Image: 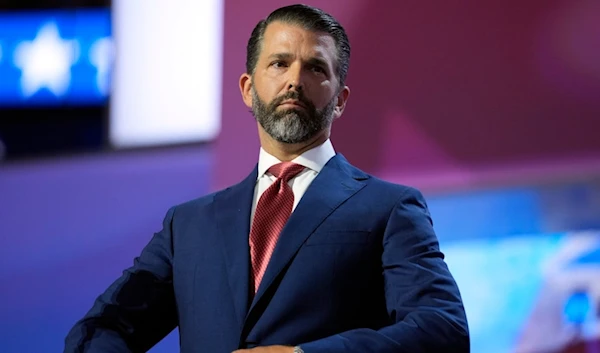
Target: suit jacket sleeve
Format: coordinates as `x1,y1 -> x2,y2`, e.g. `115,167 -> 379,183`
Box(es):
299,187 -> 470,353
63,207 -> 178,353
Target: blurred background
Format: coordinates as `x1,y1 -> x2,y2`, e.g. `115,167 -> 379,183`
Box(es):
0,0 -> 599,352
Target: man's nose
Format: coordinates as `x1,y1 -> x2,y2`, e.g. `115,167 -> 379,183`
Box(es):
286,63 -> 305,91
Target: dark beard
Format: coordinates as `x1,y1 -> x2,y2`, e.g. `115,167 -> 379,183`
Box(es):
251,88 -> 336,144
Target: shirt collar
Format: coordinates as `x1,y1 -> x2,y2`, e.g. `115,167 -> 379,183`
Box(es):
257,139 -> 336,180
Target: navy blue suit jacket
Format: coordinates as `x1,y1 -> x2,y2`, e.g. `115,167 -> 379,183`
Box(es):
64,154 -> 469,352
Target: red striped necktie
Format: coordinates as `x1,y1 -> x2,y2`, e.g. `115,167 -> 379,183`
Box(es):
249,162 -> 306,293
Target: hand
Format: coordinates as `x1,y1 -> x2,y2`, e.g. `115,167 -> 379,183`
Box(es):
232,345 -> 294,353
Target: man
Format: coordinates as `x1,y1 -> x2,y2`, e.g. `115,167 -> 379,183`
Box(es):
64,4 -> 469,353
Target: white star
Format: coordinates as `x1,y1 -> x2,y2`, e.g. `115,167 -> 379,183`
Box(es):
89,37 -> 114,96
13,22 -> 79,98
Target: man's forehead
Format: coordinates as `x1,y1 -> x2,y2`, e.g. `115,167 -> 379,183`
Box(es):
261,21 -> 337,54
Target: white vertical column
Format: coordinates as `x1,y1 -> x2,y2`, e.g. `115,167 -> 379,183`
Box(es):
110,0 -> 223,148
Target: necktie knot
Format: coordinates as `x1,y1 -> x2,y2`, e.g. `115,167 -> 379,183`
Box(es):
268,162 -> 305,183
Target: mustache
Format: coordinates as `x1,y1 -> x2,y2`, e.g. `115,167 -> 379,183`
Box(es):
270,91 -> 314,110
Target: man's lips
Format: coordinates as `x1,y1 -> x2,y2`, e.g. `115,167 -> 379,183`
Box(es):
279,100 -> 307,109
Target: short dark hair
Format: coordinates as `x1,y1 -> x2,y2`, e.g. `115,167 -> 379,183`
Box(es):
245,4 -> 351,86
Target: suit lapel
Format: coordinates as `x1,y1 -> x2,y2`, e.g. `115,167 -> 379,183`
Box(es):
246,154 -> 368,316
214,166 -> 257,330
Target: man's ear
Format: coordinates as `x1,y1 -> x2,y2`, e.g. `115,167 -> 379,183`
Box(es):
239,73 -> 253,108
333,85 -> 350,119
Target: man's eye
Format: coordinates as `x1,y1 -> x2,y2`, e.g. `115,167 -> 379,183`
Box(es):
311,65 -> 325,74
271,61 -> 287,68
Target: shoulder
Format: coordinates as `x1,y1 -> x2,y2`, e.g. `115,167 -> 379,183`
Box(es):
166,185 -> 229,220
371,176 -> 426,204
342,159 -> 426,203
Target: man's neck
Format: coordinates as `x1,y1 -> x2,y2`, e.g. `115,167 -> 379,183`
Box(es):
259,131 -> 329,162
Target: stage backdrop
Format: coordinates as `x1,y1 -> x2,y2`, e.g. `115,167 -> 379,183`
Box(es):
214,0 -> 600,192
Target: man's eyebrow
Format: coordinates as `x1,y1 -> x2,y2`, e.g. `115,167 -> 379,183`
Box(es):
268,53 -> 294,60
306,57 -> 328,69
268,53 -> 329,68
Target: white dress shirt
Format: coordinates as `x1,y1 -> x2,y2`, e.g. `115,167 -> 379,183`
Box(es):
250,139 -> 336,223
